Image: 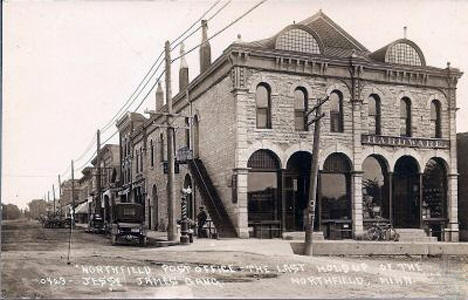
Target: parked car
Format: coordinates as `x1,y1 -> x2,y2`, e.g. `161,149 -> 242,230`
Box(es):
87,213 -> 105,233
110,203 -> 147,246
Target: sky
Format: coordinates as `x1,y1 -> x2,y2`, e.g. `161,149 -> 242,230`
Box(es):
3,0 -> 468,209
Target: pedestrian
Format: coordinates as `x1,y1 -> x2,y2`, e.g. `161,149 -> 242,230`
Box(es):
196,206 -> 208,238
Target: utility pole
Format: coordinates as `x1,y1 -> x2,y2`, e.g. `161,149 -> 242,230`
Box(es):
304,96 -> 329,256
47,191 -> 50,216
71,160 -> 76,229
165,40 -> 177,241
96,129 -> 101,217
52,184 -> 56,216
58,175 -> 62,216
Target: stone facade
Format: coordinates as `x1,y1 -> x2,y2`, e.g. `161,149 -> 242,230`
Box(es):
115,11 -> 462,241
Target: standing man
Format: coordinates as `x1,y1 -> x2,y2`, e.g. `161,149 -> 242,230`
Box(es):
196,206 -> 208,238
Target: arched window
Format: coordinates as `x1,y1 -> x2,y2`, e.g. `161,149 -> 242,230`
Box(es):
387,42 -> 422,66
368,94 -> 381,135
330,91 -> 343,132
150,140 -> 154,167
256,84 -> 271,129
431,100 -> 442,138
160,133 -> 165,162
247,150 -> 280,226
193,115 -> 200,157
275,28 -> 321,54
321,153 -> 352,224
140,148 -> 144,172
135,149 -> 139,173
185,117 -> 191,148
400,98 -> 411,137
294,88 -> 308,131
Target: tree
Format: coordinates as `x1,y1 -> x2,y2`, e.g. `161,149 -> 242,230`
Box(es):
2,204 -> 22,220
27,199 -> 48,220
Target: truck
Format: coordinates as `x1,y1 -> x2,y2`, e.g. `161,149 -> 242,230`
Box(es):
110,203 -> 147,246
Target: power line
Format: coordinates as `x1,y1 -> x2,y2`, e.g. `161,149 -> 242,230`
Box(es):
100,0 -> 224,134
56,0 -> 231,181
172,0 -> 268,62
170,0 -> 228,51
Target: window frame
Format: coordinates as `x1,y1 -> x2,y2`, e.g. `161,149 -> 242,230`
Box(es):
400,98 -> 412,137
255,83 -> 272,129
294,87 -> 308,131
329,90 -> 344,133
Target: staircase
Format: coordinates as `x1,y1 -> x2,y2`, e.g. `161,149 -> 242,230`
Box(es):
395,229 -> 438,242
189,158 -> 237,238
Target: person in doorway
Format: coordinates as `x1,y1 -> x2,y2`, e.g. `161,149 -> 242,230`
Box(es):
196,206 -> 208,238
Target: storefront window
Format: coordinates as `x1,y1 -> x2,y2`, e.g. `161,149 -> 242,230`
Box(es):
362,156 -> 388,219
320,153 -> 351,220
247,150 -> 280,223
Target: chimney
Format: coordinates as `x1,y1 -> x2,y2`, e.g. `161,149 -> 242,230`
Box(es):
155,82 -> 164,112
179,42 -> 189,91
199,19 -> 211,74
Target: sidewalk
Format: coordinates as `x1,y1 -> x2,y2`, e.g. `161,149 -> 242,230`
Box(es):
145,230 -> 295,257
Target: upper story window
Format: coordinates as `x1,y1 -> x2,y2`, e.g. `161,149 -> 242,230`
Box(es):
135,149 -> 139,173
330,90 -> 344,133
256,83 -> 272,129
160,133 -> 165,162
368,94 -> 381,135
276,28 -> 321,54
431,100 -> 442,138
400,97 -> 412,137
150,140 -> 154,167
140,148 -> 144,172
294,88 -> 308,131
387,42 -> 422,66
185,117 -> 191,148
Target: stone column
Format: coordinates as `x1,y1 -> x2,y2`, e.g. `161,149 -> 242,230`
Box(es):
388,172 -> 393,224
232,71 -> 250,238
235,168 -> 249,238
351,171 -> 364,237
446,67 -> 460,242
447,173 -> 459,241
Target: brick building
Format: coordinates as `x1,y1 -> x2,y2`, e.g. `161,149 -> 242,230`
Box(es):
118,11 -> 462,241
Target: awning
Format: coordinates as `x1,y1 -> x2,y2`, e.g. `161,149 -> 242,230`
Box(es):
75,202 -> 89,214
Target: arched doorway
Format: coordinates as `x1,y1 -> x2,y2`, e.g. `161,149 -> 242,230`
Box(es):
247,150 -> 281,236
284,151 -> 311,231
423,158 -> 448,240
393,156 -> 420,228
152,185 -> 158,230
362,155 -> 389,220
184,175 -> 195,220
320,153 -> 352,238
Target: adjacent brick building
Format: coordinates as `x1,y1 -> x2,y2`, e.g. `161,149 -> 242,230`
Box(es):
115,11 -> 462,241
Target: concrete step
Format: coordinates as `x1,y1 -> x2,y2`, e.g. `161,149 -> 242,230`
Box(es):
395,229 -> 436,242
282,231 -> 324,240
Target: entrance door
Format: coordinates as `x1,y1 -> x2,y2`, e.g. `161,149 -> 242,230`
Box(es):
393,156 -> 420,228
284,152 -> 311,232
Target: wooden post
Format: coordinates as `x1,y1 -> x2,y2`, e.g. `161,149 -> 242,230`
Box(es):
165,40 -> 177,241
304,97 -> 327,256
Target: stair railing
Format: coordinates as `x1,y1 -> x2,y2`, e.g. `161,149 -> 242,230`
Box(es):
190,159 -> 224,229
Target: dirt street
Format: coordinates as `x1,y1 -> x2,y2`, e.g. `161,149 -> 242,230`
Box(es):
2,219 -> 468,299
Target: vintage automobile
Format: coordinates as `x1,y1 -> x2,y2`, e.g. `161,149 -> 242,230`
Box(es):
87,213 -> 105,233
110,203 -> 147,246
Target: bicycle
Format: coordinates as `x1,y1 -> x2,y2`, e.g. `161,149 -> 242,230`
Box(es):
366,216 -> 400,241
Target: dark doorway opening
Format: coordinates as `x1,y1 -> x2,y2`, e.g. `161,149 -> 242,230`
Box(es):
284,151 -> 311,231
393,156 -> 420,228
